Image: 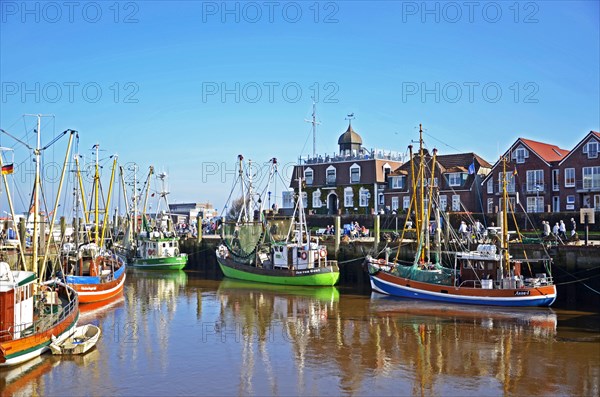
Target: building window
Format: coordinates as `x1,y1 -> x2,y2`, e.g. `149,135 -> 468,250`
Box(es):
359,188 -> 369,207
312,189 -> 322,208
390,176 -> 405,189
513,147 -> 528,163
487,198 -> 494,213
391,197 -> 399,211
282,191 -> 294,208
326,166 -> 336,185
344,187 -> 354,207
439,195 -> 447,211
383,163 -> 391,180
594,195 -> 600,211
301,192 -> 308,208
527,196 -> 544,213
500,197 -> 516,211
583,166 -> 600,189
552,196 -> 560,212
304,168 -> 313,185
566,195 -> 575,210
584,140 -> 599,159
526,170 -> 544,192
402,196 -> 410,210
447,172 -> 463,187
350,163 -> 361,183
565,168 -> 575,187
487,178 -> 494,194
378,193 -> 384,206
498,172 -> 515,193
451,195 -> 460,211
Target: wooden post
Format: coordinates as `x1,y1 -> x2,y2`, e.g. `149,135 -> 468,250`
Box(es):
334,215 -> 341,257
60,216 -> 66,241
374,214 -> 380,251
197,214 -> 202,243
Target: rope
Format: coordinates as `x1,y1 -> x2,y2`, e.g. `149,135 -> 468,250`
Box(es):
553,265 -> 600,295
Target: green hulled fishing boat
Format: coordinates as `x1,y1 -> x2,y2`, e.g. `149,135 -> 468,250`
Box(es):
215,156 -> 339,287
128,168 -> 187,271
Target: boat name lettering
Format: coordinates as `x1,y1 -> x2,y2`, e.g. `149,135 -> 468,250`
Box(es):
80,287 -> 97,291
514,290 -> 530,296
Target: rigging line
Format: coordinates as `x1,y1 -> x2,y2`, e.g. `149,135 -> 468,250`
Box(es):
423,131 -> 463,153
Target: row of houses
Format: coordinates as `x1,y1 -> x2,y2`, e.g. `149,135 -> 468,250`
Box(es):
286,121 -> 600,215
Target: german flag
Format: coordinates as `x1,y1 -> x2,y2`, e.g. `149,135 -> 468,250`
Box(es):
1,164 -> 14,175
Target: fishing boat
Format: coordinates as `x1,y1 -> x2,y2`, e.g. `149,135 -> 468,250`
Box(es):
128,168 -> 187,270
216,156 -> 339,286
0,263 -> 79,366
0,118 -> 80,366
49,324 -> 101,355
60,144 -> 126,303
366,125 -> 557,307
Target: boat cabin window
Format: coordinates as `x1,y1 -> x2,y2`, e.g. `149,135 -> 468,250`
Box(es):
163,243 -> 167,248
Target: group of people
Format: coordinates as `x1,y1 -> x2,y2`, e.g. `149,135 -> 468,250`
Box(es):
542,218 -> 577,241
457,220 -> 486,243
349,221 -> 369,238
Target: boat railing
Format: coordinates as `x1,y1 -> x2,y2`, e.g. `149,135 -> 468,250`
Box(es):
458,279 -> 482,288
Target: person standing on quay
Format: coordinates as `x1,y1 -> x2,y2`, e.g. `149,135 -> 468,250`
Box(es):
559,220 -> 567,240
543,221 -> 551,237
571,218 -> 577,237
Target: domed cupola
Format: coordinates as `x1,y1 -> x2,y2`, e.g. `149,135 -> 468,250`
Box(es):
338,117 -> 362,154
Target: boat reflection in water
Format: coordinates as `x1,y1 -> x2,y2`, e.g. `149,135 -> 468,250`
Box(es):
2,272 -> 598,396
369,294 -> 558,337
0,356 -> 58,397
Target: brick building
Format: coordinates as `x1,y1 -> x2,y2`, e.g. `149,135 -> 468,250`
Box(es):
287,121 -> 405,215
383,150 -> 492,214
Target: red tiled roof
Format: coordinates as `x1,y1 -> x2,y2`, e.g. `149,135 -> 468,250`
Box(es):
519,138 -> 569,163
592,131 -> 600,139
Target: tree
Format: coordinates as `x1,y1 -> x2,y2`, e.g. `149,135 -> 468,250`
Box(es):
226,196 -> 245,221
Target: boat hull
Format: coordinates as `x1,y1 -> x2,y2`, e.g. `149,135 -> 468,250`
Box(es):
49,324 -> 101,355
0,307 -> 79,367
68,265 -> 127,304
129,254 -> 187,270
217,257 -> 339,286
369,270 -> 556,307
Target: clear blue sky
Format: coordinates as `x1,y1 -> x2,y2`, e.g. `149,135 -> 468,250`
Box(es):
1,1 -> 598,214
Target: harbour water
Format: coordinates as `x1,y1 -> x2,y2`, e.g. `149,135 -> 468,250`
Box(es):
2,269 -> 599,396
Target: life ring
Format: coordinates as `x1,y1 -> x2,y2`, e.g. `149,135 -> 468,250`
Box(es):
300,251 -> 307,260
378,258 -> 386,265
319,249 -> 326,258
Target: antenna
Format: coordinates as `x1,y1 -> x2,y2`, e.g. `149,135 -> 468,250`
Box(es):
304,98 -> 321,158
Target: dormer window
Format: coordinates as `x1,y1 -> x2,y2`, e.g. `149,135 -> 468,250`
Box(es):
326,166 -> 336,185
350,163 -> 361,183
447,172 -> 464,187
584,140 -> 599,159
390,176 -> 405,189
513,147 -> 529,164
304,168 -> 313,185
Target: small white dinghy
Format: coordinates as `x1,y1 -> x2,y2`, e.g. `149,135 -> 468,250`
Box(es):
49,324 -> 101,355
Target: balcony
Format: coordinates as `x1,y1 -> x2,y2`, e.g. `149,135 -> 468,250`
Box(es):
576,180 -> 600,193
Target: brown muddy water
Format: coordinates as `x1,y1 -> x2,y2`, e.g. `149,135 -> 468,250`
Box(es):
1,269 -> 599,396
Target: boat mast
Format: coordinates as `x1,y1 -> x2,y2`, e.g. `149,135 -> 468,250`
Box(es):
305,99 -> 321,158
141,166 -> 154,229
93,144 -> 100,244
99,155 -> 118,247
132,163 -> 138,234
298,176 -> 304,246
247,159 -> 253,222
418,124 -> 425,263
501,156 -> 509,278
32,115 -> 42,275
